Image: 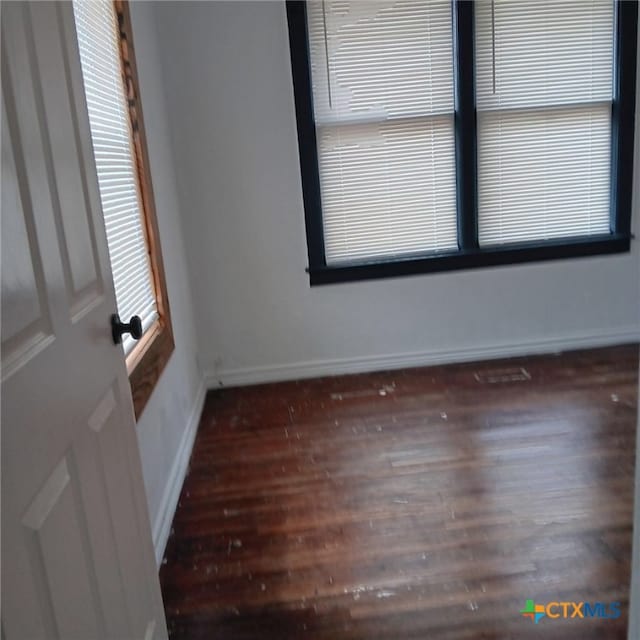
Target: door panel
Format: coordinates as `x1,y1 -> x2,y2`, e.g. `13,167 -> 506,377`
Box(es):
22,458 -> 103,640
1,3 -> 167,638
29,1 -> 103,311
0,101 -> 48,344
0,36 -> 55,379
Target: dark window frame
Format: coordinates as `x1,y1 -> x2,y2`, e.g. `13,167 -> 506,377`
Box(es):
286,0 -> 637,286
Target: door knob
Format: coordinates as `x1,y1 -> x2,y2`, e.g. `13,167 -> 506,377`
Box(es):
111,314 -> 143,345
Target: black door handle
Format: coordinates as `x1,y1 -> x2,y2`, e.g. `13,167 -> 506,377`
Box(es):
111,314 -> 143,345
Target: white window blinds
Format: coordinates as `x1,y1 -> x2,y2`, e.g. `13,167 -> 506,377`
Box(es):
306,1 -> 457,264
475,0 -> 614,246
73,0 -> 157,354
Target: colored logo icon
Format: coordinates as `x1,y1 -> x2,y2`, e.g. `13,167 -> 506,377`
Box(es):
521,599 -> 546,624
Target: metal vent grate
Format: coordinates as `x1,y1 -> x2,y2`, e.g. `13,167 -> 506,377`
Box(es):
474,367 -> 531,384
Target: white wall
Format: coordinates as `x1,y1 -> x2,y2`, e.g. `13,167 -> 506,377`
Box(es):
126,3 -> 204,563
154,0 -> 640,387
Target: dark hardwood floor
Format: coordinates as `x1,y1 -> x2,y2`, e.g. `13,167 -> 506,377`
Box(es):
160,345 -> 638,639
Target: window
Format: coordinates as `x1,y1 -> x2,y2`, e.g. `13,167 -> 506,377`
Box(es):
74,0 -> 174,417
287,0 -> 637,285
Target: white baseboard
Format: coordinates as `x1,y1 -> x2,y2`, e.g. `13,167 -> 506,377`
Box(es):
206,326 -> 640,388
152,379 -> 207,566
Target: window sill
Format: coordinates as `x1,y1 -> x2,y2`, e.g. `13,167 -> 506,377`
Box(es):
308,234 -> 631,286
126,318 -> 175,419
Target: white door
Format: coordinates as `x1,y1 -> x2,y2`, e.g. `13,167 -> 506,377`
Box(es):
1,3 -> 167,639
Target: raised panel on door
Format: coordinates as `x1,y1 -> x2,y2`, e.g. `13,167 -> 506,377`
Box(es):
80,383 -> 156,640
0,100 -> 49,348
0,23 -> 57,380
27,1 -> 103,320
74,386 -> 136,640
21,458 -> 103,639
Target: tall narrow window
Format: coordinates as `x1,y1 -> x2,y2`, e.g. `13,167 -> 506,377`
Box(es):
74,0 -> 174,417
306,1 -> 458,264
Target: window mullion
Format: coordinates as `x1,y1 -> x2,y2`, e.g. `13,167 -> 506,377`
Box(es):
453,0 -> 478,250
610,0 -> 637,237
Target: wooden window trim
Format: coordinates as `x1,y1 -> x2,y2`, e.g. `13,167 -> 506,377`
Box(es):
115,0 -> 174,419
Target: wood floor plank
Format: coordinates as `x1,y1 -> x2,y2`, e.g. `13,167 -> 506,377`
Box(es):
161,344 -> 638,639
